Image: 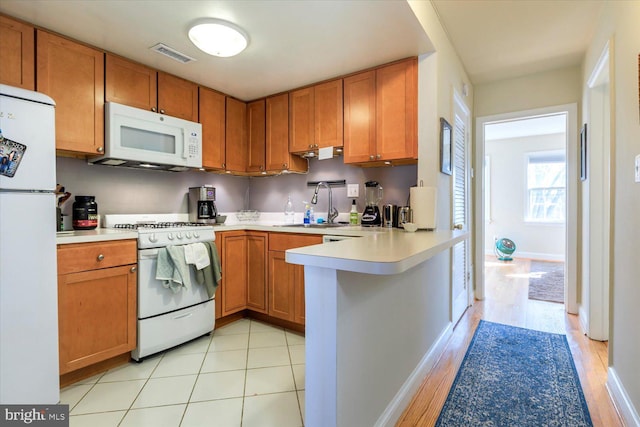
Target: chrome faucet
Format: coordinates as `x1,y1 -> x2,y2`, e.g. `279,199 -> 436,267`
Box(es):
311,182 -> 339,223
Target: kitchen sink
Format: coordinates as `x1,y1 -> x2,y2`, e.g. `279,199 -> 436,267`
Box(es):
274,222 -> 350,229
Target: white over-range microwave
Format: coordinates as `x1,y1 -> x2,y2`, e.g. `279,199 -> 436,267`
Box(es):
90,102 -> 202,171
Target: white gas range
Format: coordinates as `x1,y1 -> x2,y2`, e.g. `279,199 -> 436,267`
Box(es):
104,214 -> 216,361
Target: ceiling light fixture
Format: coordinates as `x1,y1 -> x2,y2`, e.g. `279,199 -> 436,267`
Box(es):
188,18 -> 249,58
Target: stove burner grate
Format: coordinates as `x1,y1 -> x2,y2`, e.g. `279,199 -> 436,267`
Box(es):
113,222 -> 212,230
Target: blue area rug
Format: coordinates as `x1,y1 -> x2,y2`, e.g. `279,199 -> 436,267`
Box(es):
436,321 -> 593,426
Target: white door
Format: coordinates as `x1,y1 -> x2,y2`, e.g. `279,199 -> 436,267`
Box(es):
451,93 -> 471,325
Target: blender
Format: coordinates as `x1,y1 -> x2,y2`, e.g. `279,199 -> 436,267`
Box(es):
361,181 -> 383,226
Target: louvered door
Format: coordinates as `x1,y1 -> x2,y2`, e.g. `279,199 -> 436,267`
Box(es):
451,95 -> 471,325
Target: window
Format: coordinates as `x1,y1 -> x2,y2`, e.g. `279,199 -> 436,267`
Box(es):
526,150 -> 566,222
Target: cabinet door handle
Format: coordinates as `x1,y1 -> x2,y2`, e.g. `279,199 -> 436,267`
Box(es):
222,163 -> 226,168
96,147 -> 104,153
97,254 -> 104,261
130,266 -> 137,273
151,107 -> 157,112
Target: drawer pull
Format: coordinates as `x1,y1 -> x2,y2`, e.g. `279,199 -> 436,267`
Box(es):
173,312 -> 193,320
97,254 -> 104,261
130,266 -> 137,273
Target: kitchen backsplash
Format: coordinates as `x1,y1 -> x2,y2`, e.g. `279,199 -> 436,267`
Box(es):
56,157 -> 417,219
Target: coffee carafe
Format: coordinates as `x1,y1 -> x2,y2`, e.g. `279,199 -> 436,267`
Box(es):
361,181 -> 383,226
189,186 -> 217,224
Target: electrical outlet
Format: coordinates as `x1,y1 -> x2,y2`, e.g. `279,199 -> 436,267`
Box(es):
635,154 -> 640,183
347,183 -> 359,198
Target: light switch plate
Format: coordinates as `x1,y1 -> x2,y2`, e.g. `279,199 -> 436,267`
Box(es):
347,184 -> 359,197
635,154 -> 640,183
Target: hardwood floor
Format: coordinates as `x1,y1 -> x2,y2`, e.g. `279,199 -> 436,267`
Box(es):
396,258 -> 622,426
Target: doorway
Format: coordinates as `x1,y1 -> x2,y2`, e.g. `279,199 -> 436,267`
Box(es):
475,104 -> 579,314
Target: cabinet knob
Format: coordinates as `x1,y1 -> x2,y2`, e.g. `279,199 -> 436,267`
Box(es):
151,107 -> 157,112
97,147 -> 104,153
376,154 -> 381,159
308,144 -> 313,149
260,166 -> 264,171
314,144 -> 319,148
97,254 -> 104,261
369,155 -> 375,160
222,163 -> 226,168
283,163 -> 287,168
130,266 -> 137,273
160,109 -> 165,114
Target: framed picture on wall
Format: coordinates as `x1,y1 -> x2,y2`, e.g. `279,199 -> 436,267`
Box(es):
580,123 -> 587,181
440,117 -> 453,175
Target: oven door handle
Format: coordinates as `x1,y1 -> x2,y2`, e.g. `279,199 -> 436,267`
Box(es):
139,248 -> 159,259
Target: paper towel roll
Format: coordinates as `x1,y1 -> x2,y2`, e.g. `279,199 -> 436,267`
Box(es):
410,186 -> 437,229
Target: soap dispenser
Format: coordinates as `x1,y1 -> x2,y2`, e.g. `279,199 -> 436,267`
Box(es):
349,199 -> 358,225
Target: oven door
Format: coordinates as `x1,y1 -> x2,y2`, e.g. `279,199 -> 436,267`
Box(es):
138,248 -> 213,319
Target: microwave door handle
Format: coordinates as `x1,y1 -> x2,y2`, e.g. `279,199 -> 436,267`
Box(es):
182,131 -> 188,159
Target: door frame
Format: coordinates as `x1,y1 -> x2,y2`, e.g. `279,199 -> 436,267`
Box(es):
474,103 -> 578,314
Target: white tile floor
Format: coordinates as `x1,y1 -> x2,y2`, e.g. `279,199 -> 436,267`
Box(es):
61,319 -> 305,427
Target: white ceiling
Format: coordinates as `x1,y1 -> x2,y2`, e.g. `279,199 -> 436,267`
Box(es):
431,0 -> 604,84
0,0 -> 432,101
1,1 -> 606,101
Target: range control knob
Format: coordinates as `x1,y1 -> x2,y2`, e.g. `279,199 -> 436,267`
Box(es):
186,232 -> 192,239
149,233 -> 158,243
194,231 -> 200,238
168,233 -> 174,240
177,232 -> 183,239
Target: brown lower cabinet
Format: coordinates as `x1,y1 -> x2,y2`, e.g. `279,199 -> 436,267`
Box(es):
218,231 -> 268,317
216,231 -> 321,327
268,233 -> 323,324
57,240 -> 137,375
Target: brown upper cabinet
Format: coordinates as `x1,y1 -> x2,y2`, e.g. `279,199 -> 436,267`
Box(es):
105,54 -> 198,122
289,79 -> 343,153
199,86 -> 226,170
344,58 -> 417,165
105,54 -> 156,111
266,93 -> 308,173
247,99 -> 266,173
225,97 -> 247,173
36,30 -> 104,156
0,15 -> 34,90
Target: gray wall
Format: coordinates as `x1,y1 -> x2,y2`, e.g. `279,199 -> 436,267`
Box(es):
56,156 -> 416,218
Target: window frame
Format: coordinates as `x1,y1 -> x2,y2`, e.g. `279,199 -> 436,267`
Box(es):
524,150 -> 566,224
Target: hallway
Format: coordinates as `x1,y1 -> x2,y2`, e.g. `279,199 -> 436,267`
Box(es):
397,260 -> 621,426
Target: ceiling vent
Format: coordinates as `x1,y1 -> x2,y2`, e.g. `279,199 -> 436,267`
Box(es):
150,43 -> 196,64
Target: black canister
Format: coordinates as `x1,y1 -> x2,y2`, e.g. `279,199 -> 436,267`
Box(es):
72,196 -> 98,230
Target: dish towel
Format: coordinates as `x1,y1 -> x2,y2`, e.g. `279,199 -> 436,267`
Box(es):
155,245 -> 192,293
194,241 -> 222,298
184,243 -> 210,270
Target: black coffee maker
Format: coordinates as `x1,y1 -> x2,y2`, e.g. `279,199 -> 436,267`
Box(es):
361,181 -> 383,226
188,186 -> 217,224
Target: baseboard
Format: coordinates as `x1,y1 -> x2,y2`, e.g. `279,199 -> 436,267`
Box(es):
578,305 -> 589,336
375,322 -> 454,427
484,249 -> 564,262
607,367 -> 640,427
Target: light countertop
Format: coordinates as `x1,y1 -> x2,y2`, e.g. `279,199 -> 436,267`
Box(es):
56,220 -> 468,277
286,229 -> 468,275
56,228 -> 138,245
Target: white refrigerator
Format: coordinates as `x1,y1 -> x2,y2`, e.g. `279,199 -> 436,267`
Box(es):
0,84 -> 59,404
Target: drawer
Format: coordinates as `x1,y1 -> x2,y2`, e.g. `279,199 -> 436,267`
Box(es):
269,233 -> 322,252
58,239 -> 137,274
